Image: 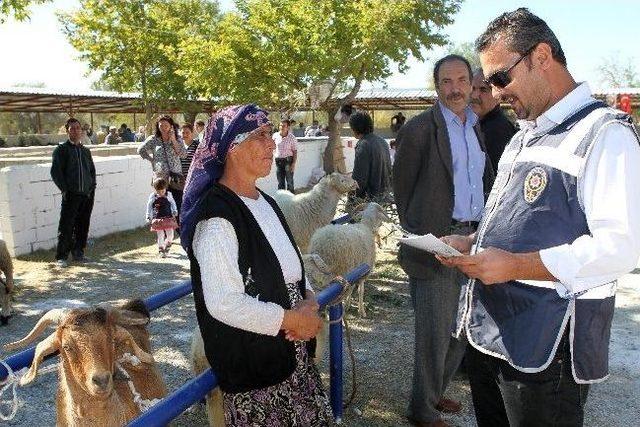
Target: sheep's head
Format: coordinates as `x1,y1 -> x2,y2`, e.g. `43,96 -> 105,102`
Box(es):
326,172 -> 358,194
302,253 -> 334,289
353,202 -> 391,230
4,305 -> 152,396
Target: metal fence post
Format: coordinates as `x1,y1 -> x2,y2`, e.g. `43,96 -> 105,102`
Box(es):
329,302 -> 344,423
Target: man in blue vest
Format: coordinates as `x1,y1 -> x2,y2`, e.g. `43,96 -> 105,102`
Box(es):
438,8 -> 640,427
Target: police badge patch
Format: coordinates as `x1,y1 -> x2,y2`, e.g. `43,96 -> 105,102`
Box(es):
524,166 -> 547,203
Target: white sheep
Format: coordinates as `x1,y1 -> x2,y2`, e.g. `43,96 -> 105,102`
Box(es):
306,203 -> 390,316
272,172 -> 358,253
0,239 -> 14,325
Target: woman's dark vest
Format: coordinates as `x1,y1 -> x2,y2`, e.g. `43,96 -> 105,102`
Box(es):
188,183 -> 308,393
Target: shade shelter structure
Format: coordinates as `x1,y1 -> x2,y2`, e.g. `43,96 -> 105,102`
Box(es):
0,86 -> 217,133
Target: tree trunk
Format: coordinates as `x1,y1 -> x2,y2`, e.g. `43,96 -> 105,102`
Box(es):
322,106 -> 347,173
183,110 -> 197,125
145,101 -> 154,135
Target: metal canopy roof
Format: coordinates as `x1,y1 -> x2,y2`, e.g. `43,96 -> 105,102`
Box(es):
1,86 -> 638,114
343,88 -> 438,110
342,87 -> 640,111
0,86 -> 216,114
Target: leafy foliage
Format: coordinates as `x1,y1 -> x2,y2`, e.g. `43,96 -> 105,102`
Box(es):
447,41 -> 480,71
176,0 -> 460,170
597,55 -> 640,88
0,0 -> 51,23
177,0 -> 460,109
58,0 -> 220,111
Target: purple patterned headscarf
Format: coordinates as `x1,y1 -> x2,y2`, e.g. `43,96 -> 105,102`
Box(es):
180,104 -> 270,251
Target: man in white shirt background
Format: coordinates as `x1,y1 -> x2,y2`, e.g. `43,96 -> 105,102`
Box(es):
273,119 -> 298,193
438,8 -> 640,427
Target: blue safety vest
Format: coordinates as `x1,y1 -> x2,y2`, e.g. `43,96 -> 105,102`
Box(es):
455,101 -> 640,383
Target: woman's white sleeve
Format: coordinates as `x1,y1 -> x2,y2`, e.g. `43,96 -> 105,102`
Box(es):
192,217 -> 285,336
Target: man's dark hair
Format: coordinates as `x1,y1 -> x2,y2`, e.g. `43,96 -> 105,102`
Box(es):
280,119 -> 291,126
341,104 -> 354,117
475,8 -> 566,66
65,118 -> 81,131
349,111 -> 374,135
433,54 -> 472,88
196,120 -> 206,127
181,123 -> 194,132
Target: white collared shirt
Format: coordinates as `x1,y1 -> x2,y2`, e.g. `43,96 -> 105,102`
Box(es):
525,83 -> 640,296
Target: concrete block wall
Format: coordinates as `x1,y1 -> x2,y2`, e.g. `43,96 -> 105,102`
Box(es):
0,138 -> 354,257
0,156 -> 153,257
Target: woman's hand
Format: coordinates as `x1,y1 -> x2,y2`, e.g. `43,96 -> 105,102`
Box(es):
281,300 -> 322,341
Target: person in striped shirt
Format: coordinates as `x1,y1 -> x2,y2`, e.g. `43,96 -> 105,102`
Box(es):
181,123 -> 200,179
273,119 -> 298,193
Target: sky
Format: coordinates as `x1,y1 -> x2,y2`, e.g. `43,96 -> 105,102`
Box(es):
0,0 -> 638,92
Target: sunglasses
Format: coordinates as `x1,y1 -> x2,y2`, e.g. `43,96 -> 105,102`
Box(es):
483,46 -> 535,89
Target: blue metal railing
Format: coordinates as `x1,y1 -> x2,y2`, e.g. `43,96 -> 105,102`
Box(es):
128,264 -> 370,426
0,280 -> 193,380
331,213 -> 352,225
1,265 -> 370,425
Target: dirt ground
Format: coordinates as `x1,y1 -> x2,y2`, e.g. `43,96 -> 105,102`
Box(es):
1,227 -> 638,426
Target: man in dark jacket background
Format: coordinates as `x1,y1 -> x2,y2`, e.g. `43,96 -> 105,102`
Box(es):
393,54 -> 494,427
51,118 -> 97,267
471,69 -> 518,170
349,111 -> 392,203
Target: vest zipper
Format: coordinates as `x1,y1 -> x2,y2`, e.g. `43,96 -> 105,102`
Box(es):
461,135 -> 527,334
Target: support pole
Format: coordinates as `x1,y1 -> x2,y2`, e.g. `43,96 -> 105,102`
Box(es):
329,303 -> 344,423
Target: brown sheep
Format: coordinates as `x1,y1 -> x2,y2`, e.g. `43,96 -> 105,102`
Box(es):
0,239 -> 14,325
3,300 -> 167,426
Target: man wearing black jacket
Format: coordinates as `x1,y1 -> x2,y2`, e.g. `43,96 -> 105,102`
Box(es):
51,118 -> 97,267
471,69 -> 518,170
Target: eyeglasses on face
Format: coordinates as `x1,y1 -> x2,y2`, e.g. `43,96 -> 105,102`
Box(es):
483,46 -> 536,89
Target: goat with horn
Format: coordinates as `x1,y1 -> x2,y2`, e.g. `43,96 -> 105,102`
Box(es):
3,300 -> 167,426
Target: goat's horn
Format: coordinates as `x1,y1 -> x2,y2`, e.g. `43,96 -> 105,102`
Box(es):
4,309 -> 68,351
114,309 -> 150,326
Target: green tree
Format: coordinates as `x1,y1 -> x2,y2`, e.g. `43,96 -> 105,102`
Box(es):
597,55 -> 640,88
58,0 -> 220,129
177,0 -> 461,172
0,0 -> 51,23
447,41 -> 480,71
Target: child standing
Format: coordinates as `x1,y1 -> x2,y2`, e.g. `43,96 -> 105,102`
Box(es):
146,178 -> 178,257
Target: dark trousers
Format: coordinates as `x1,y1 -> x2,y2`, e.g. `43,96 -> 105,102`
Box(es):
466,333 -> 590,427
409,274 -> 467,422
56,191 -> 94,260
275,157 -> 294,192
169,188 -> 182,220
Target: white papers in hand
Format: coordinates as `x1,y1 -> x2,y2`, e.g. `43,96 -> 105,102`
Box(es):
398,233 -> 463,257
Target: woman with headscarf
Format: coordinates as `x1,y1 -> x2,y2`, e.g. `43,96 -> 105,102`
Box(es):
137,115 -> 187,214
181,104 -> 333,426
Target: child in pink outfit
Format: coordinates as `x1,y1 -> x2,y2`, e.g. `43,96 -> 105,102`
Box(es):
146,178 -> 178,257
